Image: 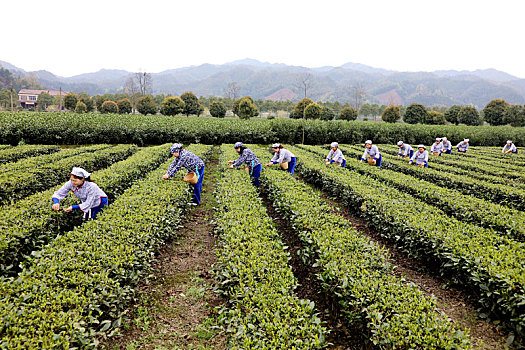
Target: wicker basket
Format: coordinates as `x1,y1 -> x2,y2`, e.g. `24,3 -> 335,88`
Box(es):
183,172 -> 198,184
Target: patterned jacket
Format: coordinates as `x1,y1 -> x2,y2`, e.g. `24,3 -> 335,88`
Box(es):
166,150 -> 205,176
233,148 -> 261,170
271,148 -> 295,163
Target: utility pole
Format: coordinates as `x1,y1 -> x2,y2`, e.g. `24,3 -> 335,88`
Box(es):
9,81 -> 14,116
59,87 -> 62,111
302,105 -> 305,145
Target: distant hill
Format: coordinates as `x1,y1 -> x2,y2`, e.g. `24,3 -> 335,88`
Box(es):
1,59 -> 524,108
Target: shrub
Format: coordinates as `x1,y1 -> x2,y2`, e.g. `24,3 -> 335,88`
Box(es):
117,98 -> 132,114
209,100 -> 227,118
304,102 -> 322,119
237,97 -> 259,119
483,99 -> 509,126
320,106 -> 335,121
381,105 -> 401,123
403,103 -> 427,124
100,100 -> 119,114
458,106 -> 481,126
136,95 -> 157,115
64,93 -> 78,111
502,104 -> 525,127
180,91 -> 202,116
338,106 -> 358,121
425,110 -> 446,125
160,96 -> 185,116
79,95 -> 94,112
444,105 -> 462,125
74,101 -> 87,113
290,98 -> 314,119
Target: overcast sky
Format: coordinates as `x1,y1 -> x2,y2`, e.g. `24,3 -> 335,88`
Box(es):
2,0 -> 524,78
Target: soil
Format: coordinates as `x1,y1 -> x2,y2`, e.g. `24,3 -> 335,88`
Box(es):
302,176 -> 510,350
102,147 -> 226,350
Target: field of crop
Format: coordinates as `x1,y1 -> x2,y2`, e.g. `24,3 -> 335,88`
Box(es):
0,141 -> 523,349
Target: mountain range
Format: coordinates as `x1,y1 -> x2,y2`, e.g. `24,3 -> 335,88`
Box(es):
2,58 -> 525,108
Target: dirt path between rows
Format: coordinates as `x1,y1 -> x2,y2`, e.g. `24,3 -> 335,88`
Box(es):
295,176 -> 509,349
103,147 -> 225,350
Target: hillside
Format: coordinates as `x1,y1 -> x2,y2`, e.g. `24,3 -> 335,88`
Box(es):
1,59 -> 524,108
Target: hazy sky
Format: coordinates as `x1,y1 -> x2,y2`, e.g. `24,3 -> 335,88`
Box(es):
2,0 -> 524,78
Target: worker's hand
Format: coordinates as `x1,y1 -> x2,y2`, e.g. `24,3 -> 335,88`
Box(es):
228,160 -> 234,164
162,174 -> 170,179
229,165 -> 234,169
52,203 -> 60,211
408,161 -> 413,165
325,160 -> 330,165
359,160 -> 363,164
63,206 -> 73,212
265,163 -> 271,166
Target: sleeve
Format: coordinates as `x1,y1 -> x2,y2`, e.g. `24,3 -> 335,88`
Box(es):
423,151 -> 429,164
430,144 -> 435,152
361,149 -> 367,161
166,157 -> 182,176
398,148 -> 403,156
277,150 -> 287,163
410,152 -> 417,162
233,151 -> 248,168
404,147 -> 410,156
465,144 -> 469,150
456,143 -> 461,149
271,152 -> 279,163
52,182 -> 72,202
326,149 -> 334,161
502,145 -> 507,152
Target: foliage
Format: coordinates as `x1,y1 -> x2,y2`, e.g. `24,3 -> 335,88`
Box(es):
458,105 -> 481,126
214,145 -> 327,348
338,106 -> 358,121
403,103 -> 427,124
304,102 -> 322,120
100,100 -> 119,114
0,144 -> 59,164
483,99 -> 509,126
160,96 -> 185,116
37,92 -> 54,111
381,105 -> 400,123
236,97 -> 259,119
425,110 -> 446,125
320,105 -> 335,121
79,94 -> 94,112
95,95 -> 108,111
64,93 -> 78,111
180,91 -> 202,116
444,104 -> 462,125
74,101 -> 87,113
0,145 -> 210,348
502,104 -> 525,127
290,98 -> 314,119
232,96 -> 255,116
209,100 -> 227,118
136,95 -> 157,115
117,98 -> 132,114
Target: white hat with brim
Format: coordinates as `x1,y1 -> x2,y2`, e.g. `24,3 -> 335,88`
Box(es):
71,167 -> 91,178
464,139 -> 469,142
436,138 -> 441,141
331,142 -> 339,148
272,143 -> 280,148
365,140 -> 372,145
417,144 -> 426,149
234,142 -> 243,148
507,140 -> 513,144
397,141 -> 404,146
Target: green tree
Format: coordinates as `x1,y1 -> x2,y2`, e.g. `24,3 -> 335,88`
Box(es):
482,99 -> 509,126
338,106 -> 358,121
304,103 -> 322,119
78,93 -> 94,112
403,103 -> 427,124
237,98 -> 259,119
290,98 -> 314,119
458,106 -> 481,126
95,95 -> 107,112
425,110 -> 446,125
180,91 -> 202,116
320,105 -> 335,121
117,98 -> 132,114
64,93 -> 78,111
160,96 -> 185,116
233,96 -> 255,116
0,89 -> 10,108
136,95 -> 157,115
502,104 -> 525,127
209,100 -> 227,118
100,100 -> 119,114
37,92 -> 54,111
444,105 -> 462,125
381,105 -> 401,123
75,101 -> 87,113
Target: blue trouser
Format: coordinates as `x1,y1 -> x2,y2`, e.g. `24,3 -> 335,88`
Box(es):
192,165 -> 205,204
341,159 -> 346,168
86,197 -> 108,220
514,149 -> 518,154
376,154 -> 382,168
251,163 -> 262,188
409,150 -> 414,159
445,149 -> 452,154
288,157 -> 296,175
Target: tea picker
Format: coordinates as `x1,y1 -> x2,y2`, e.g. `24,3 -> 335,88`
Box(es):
397,141 -> 414,159
456,139 -> 469,153
409,145 -> 429,167
325,142 -> 346,167
430,138 -> 443,156
163,143 -> 205,205
360,140 -> 382,168
228,142 -> 262,187
51,167 -> 108,220
502,140 -> 518,154
266,143 -> 297,175
441,137 -> 452,154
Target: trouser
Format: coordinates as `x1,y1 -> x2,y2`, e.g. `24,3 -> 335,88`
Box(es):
376,154 -> 382,168
514,149 -> 518,154
408,150 -> 414,159
251,163 -> 262,188
445,149 -> 452,154
84,197 -> 109,220
192,165 -> 205,204
341,159 -> 346,168
287,157 -> 296,175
